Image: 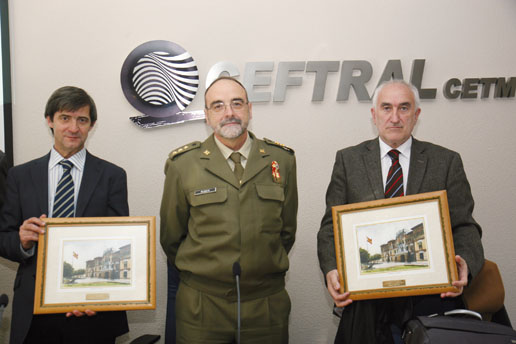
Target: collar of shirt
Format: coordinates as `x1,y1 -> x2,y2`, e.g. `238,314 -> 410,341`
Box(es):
214,133 -> 253,169
379,136 -> 412,161
379,136 -> 412,194
49,147 -> 87,172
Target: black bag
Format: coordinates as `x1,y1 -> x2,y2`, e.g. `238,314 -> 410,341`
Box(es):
403,313 -> 516,343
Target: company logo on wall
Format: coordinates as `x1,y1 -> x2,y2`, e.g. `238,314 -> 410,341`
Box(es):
122,41 -> 515,129
121,40 -> 205,128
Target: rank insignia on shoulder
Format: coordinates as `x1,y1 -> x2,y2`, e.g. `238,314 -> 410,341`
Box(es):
169,141 -> 201,159
263,138 -> 294,154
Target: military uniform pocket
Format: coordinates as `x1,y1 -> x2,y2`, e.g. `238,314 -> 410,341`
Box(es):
255,184 -> 284,202
255,184 -> 284,234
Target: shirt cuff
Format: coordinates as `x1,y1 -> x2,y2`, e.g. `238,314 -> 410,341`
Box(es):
20,244 -> 35,258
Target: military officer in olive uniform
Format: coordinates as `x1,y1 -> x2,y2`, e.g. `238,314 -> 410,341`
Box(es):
160,76 -> 298,344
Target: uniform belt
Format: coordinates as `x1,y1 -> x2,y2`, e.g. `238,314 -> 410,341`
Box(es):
180,271 -> 285,302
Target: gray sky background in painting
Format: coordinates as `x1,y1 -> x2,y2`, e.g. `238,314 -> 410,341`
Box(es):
356,218 -> 424,255
62,239 -> 132,269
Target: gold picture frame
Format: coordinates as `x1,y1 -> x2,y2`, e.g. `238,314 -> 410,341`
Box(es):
332,190 -> 458,300
34,216 -> 156,314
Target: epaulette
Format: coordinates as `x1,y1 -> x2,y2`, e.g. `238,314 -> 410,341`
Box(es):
168,141 -> 201,159
263,138 -> 295,154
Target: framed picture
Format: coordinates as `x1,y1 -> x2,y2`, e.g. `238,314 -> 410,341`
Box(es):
34,216 -> 156,314
332,190 -> 458,300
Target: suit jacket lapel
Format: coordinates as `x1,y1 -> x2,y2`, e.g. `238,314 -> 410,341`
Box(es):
76,152 -> 101,217
407,138 -> 427,195
363,139 -> 385,200
201,135 -> 241,189
29,154 -> 50,215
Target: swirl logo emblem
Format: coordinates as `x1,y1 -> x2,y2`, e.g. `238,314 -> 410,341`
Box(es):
121,40 -> 205,128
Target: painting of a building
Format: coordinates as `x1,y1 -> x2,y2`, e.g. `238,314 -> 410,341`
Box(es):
381,239 -> 396,263
380,223 -> 427,263
86,244 -> 131,280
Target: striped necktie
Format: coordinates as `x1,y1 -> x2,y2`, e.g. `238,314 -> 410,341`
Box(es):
385,149 -> 404,198
53,160 -> 75,217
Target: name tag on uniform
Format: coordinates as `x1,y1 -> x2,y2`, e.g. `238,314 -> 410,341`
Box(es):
194,187 -> 217,196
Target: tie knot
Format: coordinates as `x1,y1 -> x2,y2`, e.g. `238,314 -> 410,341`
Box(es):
387,149 -> 400,161
59,160 -> 73,171
230,152 -> 242,164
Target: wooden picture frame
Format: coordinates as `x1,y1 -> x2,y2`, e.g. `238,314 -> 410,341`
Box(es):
34,216 -> 156,314
332,190 -> 458,300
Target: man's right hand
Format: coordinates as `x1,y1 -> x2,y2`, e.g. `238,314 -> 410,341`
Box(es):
326,269 -> 353,307
19,215 -> 47,250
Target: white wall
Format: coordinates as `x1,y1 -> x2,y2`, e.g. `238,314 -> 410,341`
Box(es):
1,1 -> 515,343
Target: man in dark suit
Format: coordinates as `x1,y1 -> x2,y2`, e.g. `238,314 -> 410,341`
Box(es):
0,86 -> 129,344
317,80 -> 484,343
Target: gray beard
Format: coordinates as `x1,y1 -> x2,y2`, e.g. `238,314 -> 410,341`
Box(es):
218,124 -> 244,139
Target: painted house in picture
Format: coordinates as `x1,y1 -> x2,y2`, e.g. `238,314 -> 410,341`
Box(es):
380,223 -> 427,263
85,244 -> 132,280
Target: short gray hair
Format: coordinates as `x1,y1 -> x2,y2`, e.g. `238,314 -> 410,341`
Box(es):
371,80 -> 420,110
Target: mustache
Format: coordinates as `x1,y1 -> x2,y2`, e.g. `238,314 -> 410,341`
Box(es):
220,118 -> 242,126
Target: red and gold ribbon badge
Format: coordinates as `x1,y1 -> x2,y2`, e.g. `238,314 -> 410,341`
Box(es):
271,161 -> 281,183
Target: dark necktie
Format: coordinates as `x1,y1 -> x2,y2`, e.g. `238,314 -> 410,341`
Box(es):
385,149 -> 404,198
230,152 -> 244,184
53,160 -> 75,217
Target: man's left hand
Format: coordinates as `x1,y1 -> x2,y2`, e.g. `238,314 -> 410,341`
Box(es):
441,255 -> 468,298
66,309 -> 96,317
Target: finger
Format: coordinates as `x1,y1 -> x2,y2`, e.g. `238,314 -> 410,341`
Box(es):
19,231 -> 39,250
335,292 -> 353,307
335,291 -> 351,301
441,283 -> 463,298
335,298 -> 353,308
20,231 -> 38,240
26,217 -> 46,228
72,310 -> 85,317
20,229 -> 39,239
85,309 -> 96,316
452,280 -> 467,288
329,288 -> 351,303
21,222 -> 45,235
19,227 -> 42,247
441,290 -> 462,298
326,270 -> 340,291
327,285 -> 340,300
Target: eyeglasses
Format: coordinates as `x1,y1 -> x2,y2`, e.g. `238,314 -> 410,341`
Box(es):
207,99 -> 248,114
